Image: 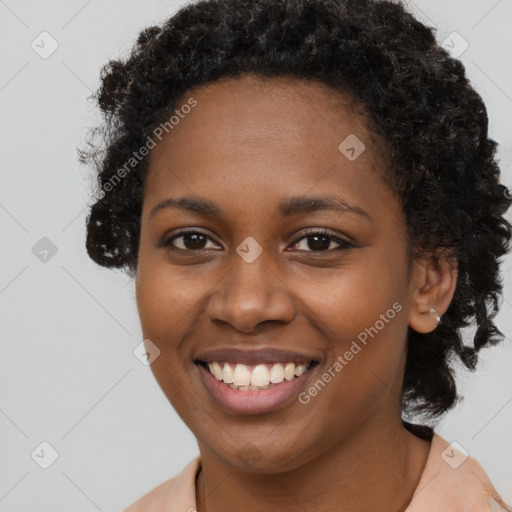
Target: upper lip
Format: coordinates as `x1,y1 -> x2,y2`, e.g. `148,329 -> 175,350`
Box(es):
194,347 -> 321,366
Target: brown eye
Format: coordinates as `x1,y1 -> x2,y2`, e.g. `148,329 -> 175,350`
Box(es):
290,229 -> 354,253
161,230 -> 221,252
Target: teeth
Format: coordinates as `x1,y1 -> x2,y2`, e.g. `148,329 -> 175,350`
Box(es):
212,361 -> 223,381
284,363 -> 296,380
233,364 -> 251,386
222,362 -> 234,383
205,361 -> 311,390
228,383 -> 272,390
269,363 -> 285,383
294,364 -> 306,377
251,364 -> 270,386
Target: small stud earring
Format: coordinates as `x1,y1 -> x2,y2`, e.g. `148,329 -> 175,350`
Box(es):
429,307 -> 441,325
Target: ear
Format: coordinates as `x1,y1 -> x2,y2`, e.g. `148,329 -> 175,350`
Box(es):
408,250 -> 458,333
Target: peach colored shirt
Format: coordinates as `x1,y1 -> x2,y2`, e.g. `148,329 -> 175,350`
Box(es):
124,434 -> 511,511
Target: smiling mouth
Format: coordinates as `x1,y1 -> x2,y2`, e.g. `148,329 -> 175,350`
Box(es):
195,360 -> 318,391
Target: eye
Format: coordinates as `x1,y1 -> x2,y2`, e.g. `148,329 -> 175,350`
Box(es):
160,230 -> 221,252
289,229 -> 354,253
160,228 -> 354,254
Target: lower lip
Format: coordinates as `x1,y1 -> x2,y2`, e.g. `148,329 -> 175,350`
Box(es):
196,363 -> 316,415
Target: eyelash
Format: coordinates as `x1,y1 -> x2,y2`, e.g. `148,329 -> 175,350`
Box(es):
160,228 -> 354,254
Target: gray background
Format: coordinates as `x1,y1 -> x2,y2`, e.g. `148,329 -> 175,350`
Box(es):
1,0 -> 511,510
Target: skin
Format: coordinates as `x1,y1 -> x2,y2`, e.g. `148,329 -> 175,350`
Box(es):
135,74 -> 458,512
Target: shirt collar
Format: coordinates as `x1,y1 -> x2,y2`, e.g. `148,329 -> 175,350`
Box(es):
124,433 -> 511,511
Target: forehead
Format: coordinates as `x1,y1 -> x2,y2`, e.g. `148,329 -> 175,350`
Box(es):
144,74 -> 392,218
161,75 -> 365,136
149,75 -> 381,171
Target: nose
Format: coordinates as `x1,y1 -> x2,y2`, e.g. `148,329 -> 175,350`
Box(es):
206,250 -> 296,333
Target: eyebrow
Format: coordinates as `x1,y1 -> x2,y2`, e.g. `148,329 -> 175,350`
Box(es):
149,195 -> 371,220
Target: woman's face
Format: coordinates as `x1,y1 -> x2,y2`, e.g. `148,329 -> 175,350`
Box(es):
136,75 -> 417,472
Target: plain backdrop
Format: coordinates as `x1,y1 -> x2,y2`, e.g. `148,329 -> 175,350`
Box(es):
1,0 -> 511,510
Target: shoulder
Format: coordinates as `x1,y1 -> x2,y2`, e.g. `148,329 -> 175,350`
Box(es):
406,433 -> 512,512
123,476 -> 179,512
122,456 -> 201,512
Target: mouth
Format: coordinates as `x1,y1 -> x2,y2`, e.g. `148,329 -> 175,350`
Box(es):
195,360 -> 318,390
194,357 -> 320,415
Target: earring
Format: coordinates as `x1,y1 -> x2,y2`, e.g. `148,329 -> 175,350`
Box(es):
429,307 -> 441,325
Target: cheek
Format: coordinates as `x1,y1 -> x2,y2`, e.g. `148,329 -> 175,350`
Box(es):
135,255 -> 204,421
299,248 -> 409,406
296,248 -> 408,347
343,255 -> 408,363
135,238 -> 204,340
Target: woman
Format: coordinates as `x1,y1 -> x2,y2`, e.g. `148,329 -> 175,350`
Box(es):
81,0 -> 512,509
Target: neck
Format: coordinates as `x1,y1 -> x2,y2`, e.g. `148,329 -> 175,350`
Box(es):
196,419 -> 432,512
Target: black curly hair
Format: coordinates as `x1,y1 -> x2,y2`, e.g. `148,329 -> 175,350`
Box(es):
80,0 -> 512,424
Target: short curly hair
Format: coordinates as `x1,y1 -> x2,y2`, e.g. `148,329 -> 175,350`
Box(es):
80,0 -> 512,423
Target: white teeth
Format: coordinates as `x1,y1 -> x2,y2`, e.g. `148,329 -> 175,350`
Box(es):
284,363 -> 296,380
269,363 -> 285,383
212,361 -> 223,381
251,364 -> 270,386
294,364 -> 307,377
222,362 -> 234,383
232,364 -> 251,386
205,361 -> 313,390
228,383 -> 272,390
